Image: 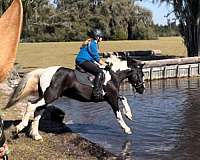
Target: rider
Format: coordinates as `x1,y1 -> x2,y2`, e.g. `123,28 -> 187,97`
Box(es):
75,28 -> 108,100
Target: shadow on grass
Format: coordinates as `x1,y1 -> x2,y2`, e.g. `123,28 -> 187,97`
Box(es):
3,105 -> 72,139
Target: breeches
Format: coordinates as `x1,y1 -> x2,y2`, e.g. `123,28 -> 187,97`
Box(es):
78,61 -> 102,76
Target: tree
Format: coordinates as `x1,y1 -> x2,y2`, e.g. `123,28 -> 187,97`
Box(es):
3,0 -> 157,42
0,0 -> 12,14
154,0 -> 200,57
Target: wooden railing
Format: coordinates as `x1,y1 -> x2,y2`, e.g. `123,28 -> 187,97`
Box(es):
103,51 -> 200,81
143,57 -> 200,80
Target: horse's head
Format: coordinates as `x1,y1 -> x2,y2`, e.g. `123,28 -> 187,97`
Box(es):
127,57 -> 145,94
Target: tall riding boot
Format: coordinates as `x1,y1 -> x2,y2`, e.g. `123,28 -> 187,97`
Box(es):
93,72 -> 104,100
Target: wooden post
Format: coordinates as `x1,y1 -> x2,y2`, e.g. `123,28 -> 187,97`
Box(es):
176,65 -> 179,78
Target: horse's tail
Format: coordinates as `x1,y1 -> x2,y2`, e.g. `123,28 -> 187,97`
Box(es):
5,68 -> 45,109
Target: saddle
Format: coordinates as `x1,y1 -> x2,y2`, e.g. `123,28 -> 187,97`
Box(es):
75,65 -> 95,87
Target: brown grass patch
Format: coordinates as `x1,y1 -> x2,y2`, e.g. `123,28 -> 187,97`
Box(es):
16,37 -> 187,70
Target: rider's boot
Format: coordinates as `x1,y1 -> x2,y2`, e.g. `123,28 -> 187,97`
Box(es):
93,72 -> 104,100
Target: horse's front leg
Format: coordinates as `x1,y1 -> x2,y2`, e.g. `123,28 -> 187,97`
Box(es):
119,96 -> 133,121
107,93 -> 132,134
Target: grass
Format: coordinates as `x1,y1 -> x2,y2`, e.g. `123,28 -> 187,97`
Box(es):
16,37 -> 187,70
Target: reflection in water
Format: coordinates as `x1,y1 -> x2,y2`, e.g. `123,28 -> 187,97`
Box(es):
54,77 -> 200,159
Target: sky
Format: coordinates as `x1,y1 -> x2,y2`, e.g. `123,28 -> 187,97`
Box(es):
136,0 -> 176,25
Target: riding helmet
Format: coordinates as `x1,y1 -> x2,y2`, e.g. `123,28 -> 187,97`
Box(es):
88,29 -> 104,39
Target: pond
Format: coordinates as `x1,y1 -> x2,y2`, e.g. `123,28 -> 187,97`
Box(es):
54,77 -> 200,159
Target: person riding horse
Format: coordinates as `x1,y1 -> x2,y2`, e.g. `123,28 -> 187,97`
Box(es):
75,29 -> 110,100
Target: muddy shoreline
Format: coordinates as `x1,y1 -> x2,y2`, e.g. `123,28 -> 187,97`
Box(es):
0,82 -> 120,160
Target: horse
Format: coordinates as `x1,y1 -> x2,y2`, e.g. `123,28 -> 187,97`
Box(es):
4,57 -> 145,141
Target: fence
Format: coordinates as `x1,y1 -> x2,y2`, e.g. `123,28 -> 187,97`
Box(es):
103,51 -> 200,81
143,57 -> 200,80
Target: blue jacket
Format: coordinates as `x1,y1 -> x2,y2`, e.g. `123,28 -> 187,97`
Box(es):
75,39 -> 100,65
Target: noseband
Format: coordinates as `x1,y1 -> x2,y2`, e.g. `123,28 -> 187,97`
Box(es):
133,82 -> 144,89
129,68 -> 144,89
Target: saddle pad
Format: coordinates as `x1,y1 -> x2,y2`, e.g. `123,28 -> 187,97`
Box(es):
75,70 -> 94,87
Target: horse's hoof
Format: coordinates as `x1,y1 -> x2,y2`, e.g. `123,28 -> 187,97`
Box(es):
16,123 -> 25,134
29,130 -> 43,141
31,134 -> 43,141
123,109 -> 133,121
30,132 -> 43,141
125,128 -> 132,134
34,136 -> 43,141
125,113 -> 133,121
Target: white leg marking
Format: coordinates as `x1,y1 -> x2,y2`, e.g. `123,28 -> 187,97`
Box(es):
103,71 -> 111,85
116,111 -> 132,134
28,99 -> 46,141
102,71 -> 111,96
29,110 -> 44,141
143,77 -> 145,88
16,102 -> 37,133
120,96 -> 133,121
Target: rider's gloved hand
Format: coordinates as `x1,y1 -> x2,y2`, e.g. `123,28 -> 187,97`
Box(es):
104,62 -> 113,71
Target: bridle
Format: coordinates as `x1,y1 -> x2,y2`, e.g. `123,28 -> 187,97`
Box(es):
133,82 -> 144,89
128,68 -> 144,90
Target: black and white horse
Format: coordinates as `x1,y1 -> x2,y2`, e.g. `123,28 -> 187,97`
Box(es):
5,56 -> 145,141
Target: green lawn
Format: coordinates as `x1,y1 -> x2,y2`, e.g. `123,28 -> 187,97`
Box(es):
16,37 -> 187,70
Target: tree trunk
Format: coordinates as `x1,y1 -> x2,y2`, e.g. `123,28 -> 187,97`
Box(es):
176,0 -> 200,57
127,22 -> 133,40
184,24 -> 200,57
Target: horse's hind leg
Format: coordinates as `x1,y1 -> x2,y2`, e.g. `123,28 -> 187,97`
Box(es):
29,106 -> 45,141
29,87 -> 63,140
16,99 -> 45,137
119,96 -> 133,121
107,94 -> 132,134
15,102 -> 37,134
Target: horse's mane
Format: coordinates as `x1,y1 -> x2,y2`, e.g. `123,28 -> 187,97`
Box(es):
105,55 -> 128,72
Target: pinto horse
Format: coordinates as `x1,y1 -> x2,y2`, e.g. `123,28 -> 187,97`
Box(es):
5,57 -> 145,141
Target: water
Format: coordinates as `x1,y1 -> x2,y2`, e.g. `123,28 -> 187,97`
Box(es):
54,77 -> 200,159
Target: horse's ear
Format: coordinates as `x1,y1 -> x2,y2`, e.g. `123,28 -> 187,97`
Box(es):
140,62 -> 145,68
127,57 -> 141,68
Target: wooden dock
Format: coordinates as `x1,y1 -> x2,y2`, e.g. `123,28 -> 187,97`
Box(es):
143,57 -> 200,80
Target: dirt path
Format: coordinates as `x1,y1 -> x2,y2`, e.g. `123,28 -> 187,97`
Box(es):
0,82 -> 119,160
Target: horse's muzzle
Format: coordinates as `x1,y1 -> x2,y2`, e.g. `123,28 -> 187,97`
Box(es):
134,83 -> 145,94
